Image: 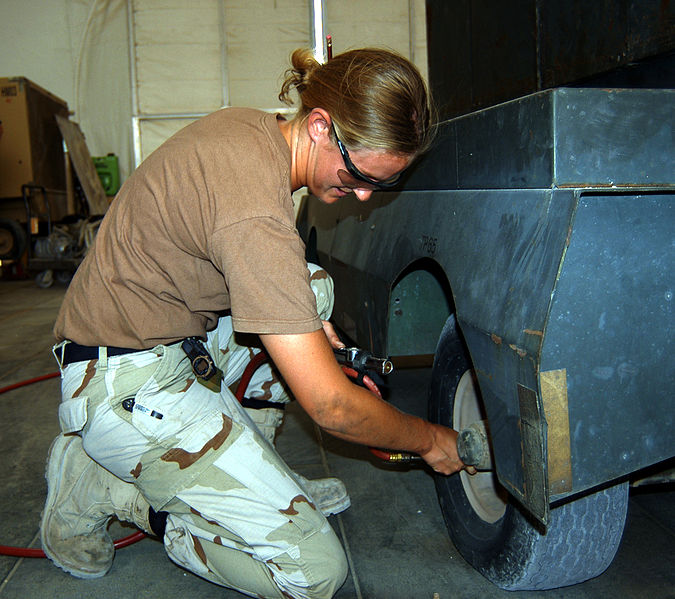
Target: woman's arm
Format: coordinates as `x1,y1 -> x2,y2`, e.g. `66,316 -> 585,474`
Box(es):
261,328 -> 465,475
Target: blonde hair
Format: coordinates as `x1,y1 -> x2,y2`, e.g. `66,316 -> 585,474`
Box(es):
279,48 -> 435,157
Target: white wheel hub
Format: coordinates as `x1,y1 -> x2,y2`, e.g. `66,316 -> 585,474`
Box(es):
453,370 -> 507,523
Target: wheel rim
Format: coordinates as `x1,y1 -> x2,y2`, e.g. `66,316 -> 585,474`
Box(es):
0,229 -> 14,256
454,370 -> 507,524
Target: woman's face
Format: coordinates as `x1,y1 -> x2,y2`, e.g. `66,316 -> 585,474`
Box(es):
308,141 -> 411,204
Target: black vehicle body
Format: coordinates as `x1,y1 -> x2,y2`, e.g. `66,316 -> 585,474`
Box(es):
297,2 -> 674,589
300,85 -> 674,522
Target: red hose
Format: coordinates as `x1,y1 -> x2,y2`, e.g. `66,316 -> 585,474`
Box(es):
0,371 -> 59,394
369,448 -> 393,461
235,351 -> 270,401
338,368 -> 419,463
0,545 -> 45,558
0,532 -> 147,558
0,372 -> 147,558
339,367 -> 382,398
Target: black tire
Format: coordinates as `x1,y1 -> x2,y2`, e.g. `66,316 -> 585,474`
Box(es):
428,315 -> 629,590
0,218 -> 27,260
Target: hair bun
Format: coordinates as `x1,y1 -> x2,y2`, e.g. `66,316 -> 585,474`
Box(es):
278,47 -> 434,156
279,49 -> 320,106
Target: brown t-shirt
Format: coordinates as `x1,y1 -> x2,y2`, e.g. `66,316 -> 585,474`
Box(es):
54,108 -> 321,348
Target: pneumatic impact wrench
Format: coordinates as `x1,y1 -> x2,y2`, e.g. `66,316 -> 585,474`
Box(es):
334,346 -> 492,470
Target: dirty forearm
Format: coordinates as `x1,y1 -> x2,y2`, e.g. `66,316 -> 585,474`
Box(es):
260,329 -> 435,454
314,382 -> 435,455
261,329 -> 464,475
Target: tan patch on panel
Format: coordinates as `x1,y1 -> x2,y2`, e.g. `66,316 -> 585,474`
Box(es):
540,369 -> 573,494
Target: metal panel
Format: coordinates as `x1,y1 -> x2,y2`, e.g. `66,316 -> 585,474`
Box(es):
553,88 -> 675,187
454,92 -> 552,189
402,119 -> 459,190
318,187 -> 575,513
517,383 -> 548,520
459,319 -> 545,513
403,91 -> 554,191
403,88 -> 673,191
541,192 -> 675,496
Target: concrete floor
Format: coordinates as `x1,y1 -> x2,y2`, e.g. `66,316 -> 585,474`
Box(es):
0,279 -> 673,599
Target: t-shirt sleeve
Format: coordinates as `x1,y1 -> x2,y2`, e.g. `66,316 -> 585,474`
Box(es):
210,217 -> 323,334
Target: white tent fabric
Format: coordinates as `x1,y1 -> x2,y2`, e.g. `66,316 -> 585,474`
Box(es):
0,0 -> 427,184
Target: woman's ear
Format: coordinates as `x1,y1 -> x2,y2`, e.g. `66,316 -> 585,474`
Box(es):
306,108 -> 332,144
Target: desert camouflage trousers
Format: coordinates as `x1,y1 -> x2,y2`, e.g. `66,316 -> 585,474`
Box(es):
52,264 -> 348,599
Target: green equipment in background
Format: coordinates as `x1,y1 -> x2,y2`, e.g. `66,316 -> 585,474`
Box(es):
92,153 -> 120,196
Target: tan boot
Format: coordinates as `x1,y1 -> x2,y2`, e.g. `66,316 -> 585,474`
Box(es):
245,406 -> 284,444
246,407 -> 351,516
40,434 -> 151,579
293,473 -> 351,517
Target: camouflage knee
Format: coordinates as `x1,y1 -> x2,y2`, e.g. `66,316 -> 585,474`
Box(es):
307,263 -> 335,321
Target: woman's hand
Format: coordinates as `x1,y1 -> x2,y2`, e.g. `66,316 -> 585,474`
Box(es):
417,423 -> 465,475
417,423 -> 477,476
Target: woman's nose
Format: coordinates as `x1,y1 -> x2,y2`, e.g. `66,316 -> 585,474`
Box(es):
353,188 -> 374,202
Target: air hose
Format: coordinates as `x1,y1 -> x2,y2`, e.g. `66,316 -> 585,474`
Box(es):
0,531 -> 146,558
0,372 -> 60,395
340,366 -> 420,463
1,347 -> 410,558
236,352 -> 419,464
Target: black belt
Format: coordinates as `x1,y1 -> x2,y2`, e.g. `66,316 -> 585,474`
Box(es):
61,340 -> 286,410
61,342 -> 143,366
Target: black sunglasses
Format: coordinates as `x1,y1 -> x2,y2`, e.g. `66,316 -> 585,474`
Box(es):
332,125 -> 403,190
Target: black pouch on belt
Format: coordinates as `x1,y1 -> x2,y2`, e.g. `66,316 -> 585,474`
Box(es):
181,337 -> 223,393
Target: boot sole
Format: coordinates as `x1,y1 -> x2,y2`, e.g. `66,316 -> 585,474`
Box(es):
40,434 -> 113,579
318,495 -> 351,517
295,474 -> 352,517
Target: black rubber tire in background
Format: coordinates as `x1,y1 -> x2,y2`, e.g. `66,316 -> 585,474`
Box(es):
0,218 -> 27,261
428,315 -> 629,591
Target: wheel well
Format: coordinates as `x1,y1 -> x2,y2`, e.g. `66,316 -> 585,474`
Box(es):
386,258 -> 455,357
